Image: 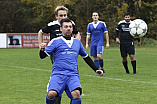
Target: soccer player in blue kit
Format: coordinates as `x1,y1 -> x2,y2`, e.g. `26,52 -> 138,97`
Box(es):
86,12 -> 110,75
115,12 -> 140,74
38,6 -> 80,104
39,18 -> 103,104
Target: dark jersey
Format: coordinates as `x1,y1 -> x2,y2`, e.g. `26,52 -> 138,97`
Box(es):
41,20 -> 79,40
115,20 -> 134,43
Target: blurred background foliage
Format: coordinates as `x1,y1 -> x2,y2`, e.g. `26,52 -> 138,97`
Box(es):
0,0 -> 157,44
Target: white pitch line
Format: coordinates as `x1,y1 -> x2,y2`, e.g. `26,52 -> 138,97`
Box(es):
82,74 -> 157,85
0,64 -> 51,72
1,64 -> 157,85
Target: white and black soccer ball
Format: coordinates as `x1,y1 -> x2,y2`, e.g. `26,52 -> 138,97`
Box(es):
129,19 -> 148,38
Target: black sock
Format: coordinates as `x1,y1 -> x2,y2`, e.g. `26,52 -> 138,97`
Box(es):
99,59 -> 105,73
99,59 -> 103,68
122,61 -> 129,73
131,60 -> 136,74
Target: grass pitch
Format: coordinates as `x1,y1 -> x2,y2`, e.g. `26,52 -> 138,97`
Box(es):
0,47 -> 157,104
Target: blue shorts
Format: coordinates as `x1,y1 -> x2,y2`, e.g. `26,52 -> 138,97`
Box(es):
90,46 -> 104,56
47,74 -> 82,99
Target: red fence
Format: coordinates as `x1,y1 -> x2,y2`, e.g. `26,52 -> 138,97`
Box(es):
0,33 -> 82,48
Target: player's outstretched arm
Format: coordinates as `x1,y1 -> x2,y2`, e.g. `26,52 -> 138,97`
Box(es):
83,55 -> 103,76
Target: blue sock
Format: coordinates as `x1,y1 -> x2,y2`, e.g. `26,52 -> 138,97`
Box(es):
71,97 -> 81,104
46,94 -> 55,104
94,60 -> 100,69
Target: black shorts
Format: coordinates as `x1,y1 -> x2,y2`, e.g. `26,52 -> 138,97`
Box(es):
120,42 -> 135,57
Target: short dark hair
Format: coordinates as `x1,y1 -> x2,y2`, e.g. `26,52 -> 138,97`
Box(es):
124,12 -> 131,17
60,18 -> 72,27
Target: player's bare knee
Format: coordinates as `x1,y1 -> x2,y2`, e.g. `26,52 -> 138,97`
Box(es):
122,57 -> 127,62
48,90 -> 57,99
129,55 -> 135,61
97,54 -> 102,60
71,90 -> 80,99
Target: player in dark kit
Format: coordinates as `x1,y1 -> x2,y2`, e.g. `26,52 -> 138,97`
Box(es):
39,18 -> 103,104
115,12 -> 140,74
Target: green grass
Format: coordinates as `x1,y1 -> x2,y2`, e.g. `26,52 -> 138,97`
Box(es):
0,46 -> 157,104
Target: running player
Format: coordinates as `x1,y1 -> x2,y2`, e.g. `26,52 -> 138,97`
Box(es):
86,12 -> 109,75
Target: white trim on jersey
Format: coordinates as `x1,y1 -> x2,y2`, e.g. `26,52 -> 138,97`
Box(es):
47,37 -> 61,46
48,20 -> 60,26
82,54 -> 88,58
92,21 -> 100,28
44,51 -> 50,56
61,36 -> 74,48
118,20 -> 131,25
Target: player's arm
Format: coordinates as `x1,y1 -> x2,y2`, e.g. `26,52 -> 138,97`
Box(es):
38,23 -> 52,47
115,24 -> 121,44
39,43 -> 48,59
38,30 -> 44,45
104,32 -> 110,48
39,50 -> 48,59
115,30 -> 121,44
86,34 -> 90,49
83,55 -> 103,76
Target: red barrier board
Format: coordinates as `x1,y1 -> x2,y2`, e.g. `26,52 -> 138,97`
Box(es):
5,33 -> 82,48
7,33 -> 50,48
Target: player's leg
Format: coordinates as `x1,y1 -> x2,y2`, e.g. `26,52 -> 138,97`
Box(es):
122,57 -> 129,74
129,54 -> 136,74
91,46 -> 100,69
46,75 -> 65,104
97,46 -> 105,74
67,76 -> 82,104
120,43 -> 129,74
71,89 -> 81,104
93,56 -> 100,69
65,88 -> 73,104
46,90 -> 57,104
128,43 -> 136,74
50,53 -> 62,103
55,95 -> 62,104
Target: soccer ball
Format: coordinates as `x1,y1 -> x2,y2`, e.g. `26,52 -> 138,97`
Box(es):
129,19 -> 148,38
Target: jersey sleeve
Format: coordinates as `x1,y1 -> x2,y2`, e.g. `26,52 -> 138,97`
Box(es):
44,39 -> 56,56
79,41 -> 88,58
41,22 -> 53,34
115,22 -> 121,38
86,23 -> 91,34
103,22 -> 108,32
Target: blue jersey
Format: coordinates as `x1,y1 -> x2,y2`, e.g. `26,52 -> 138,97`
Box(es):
44,36 -> 88,75
87,21 -> 108,46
